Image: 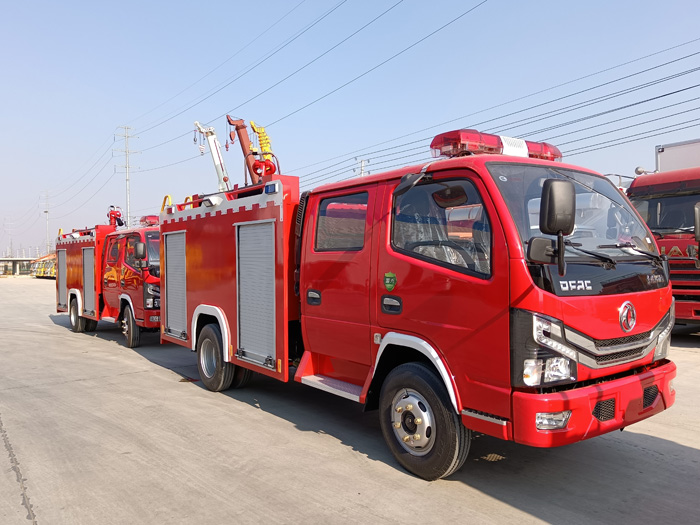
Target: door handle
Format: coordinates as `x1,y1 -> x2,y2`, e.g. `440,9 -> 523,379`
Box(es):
103,278 -> 108,284
381,295 -> 402,315
120,280 -> 125,286
307,289 -> 321,306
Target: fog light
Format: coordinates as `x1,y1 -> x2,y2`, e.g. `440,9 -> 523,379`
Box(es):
669,380 -> 675,394
544,357 -> 571,383
146,298 -> 154,308
523,359 -> 543,386
536,410 -> 572,430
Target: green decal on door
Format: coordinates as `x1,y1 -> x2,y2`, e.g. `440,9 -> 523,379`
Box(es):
384,272 -> 397,292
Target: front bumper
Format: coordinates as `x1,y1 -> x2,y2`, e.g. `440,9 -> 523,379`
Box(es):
512,360 -> 676,447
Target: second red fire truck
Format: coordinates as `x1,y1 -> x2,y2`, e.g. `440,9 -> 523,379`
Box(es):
56,208 -> 161,348
157,124 -> 676,479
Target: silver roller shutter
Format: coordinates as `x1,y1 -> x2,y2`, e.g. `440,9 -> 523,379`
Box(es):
82,247 -> 95,315
165,232 -> 187,339
237,221 -> 276,368
57,250 -> 67,308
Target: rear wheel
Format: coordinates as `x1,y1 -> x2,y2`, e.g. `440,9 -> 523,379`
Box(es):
197,324 -> 235,392
69,298 -> 85,333
379,362 -> 471,480
84,319 -> 98,332
122,306 -> 141,348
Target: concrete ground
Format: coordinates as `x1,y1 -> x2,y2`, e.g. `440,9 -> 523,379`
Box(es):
1,277 -> 698,524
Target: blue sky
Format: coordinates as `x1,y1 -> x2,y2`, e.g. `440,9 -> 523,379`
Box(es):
2,0 -> 700,255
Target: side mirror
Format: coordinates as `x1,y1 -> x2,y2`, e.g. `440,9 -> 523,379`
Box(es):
539,179 -> 575,236
134,242 -> 146,261
527,237 -> 557,265
539,179 -> 575,276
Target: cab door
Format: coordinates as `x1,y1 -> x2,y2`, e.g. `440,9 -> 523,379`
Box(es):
374,170 -> 511,417
300,186 -> 377,382
102,235 -> 122,317
122,233 -> 144,319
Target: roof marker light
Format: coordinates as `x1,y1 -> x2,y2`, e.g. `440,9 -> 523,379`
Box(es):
430,129 -> 562,162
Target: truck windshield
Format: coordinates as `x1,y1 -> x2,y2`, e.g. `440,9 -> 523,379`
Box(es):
628,192 -> 698,233
487,163 -> 657,260
146,232 -> 160,265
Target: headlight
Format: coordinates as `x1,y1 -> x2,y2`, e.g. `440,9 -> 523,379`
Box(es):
146,283 -> 160,296
654,300 -> 674,361
511,310 -> 578,387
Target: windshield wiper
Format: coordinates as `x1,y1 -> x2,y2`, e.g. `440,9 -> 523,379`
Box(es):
649,229 -> 664,239
564,240 -> 616,266
597,242 -> 663,263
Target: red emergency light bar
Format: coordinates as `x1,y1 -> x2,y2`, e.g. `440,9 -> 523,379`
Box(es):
430,129 -> 562,162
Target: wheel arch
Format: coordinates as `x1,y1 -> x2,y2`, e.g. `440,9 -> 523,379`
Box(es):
118,294 -> 135,321
366,332 -> 461,413
68,288 -> 82,313
191,305 -> 231,361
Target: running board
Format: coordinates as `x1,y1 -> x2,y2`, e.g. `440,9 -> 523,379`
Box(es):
301,374 -> 362,402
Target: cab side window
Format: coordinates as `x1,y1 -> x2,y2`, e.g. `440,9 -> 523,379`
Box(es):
315,192 -> 369,251
124,235 -> 140,268
392,179 -> 491,276
106,239 -> 120,264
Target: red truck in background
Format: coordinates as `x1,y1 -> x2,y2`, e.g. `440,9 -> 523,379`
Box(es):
158,123 -> 676,479
627,167 -> 700,327
56,208 -> 161,347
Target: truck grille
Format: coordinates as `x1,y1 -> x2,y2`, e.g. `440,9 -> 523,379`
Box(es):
595,348 -> 644,365
593,399 -> 615,421
564,310 -> 672,369
643,385 -> 659,408
596,330 -> 652,348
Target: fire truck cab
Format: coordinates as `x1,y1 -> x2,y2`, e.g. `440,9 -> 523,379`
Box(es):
56,211 -> 161,348
160,128 -> 676,480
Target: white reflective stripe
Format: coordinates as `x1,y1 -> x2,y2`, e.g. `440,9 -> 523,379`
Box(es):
374,332 -> 459,413
118,294 -> 135,319
191,305 -> 230,360
68,288 -> 82,314
500,135 -> 528,157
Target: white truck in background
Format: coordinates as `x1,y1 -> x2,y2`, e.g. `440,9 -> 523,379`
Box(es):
655,138 -> 700,172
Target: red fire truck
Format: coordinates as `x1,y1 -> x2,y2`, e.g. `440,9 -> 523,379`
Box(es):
627,167 -> 700,326
56,208 -> 161,348
159,125 -> 676,480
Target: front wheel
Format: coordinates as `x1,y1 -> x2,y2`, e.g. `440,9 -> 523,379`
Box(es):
379,362 -> 471,480
122,306 -> 141,348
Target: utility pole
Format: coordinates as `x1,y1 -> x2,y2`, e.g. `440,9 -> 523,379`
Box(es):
43,190 -> 50,255
115,126 -> 136,228
354,157 -> 370,177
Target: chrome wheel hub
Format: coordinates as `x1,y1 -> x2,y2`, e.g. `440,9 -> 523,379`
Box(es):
390,389 -> 435,456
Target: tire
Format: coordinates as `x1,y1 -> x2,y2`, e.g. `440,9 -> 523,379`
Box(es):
231,366 -> 253,389
197,324 -> 235,392
84,319 -> 98,332
121,306 -> 141,348
69,297 -> 86,333
379,362 -> 471,480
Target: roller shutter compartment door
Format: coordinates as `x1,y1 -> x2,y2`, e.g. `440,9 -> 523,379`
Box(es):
164,232 -> 187,339
237,221 -> 276,368
82,247 -> 95,315
57,250 -> 67,308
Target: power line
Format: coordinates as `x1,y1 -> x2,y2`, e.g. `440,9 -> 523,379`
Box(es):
128,1 -> 309,126
135,1 -> 349,135
267,0 -> 489,127
564,118 -> 700,155
217,0 -> 406,119
286,38 -> 700,174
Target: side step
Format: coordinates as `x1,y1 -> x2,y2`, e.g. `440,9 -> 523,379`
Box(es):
301,374 -> 362,402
